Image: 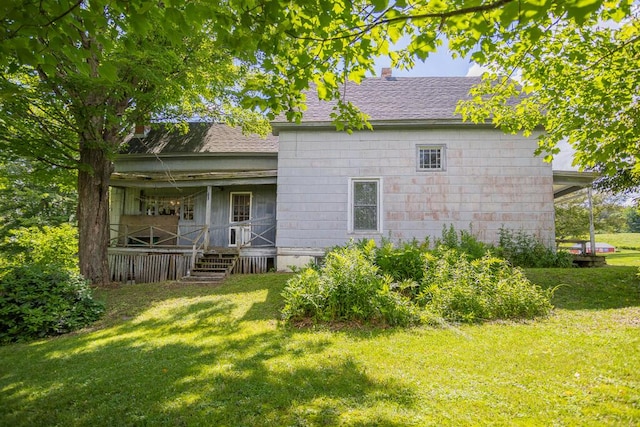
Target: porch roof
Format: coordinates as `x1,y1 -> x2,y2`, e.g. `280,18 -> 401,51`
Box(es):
553,170 -> 597,198
123,122 -> 277,154
110,169 -> 277,188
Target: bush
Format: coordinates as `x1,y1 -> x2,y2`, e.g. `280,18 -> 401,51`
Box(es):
282,240 -> 554,328
418,250 -> 553,323
281,244 -> 420,326
0,224 -> 78,272
0,265 -> 104,344
375,238 -> 429,283
435,224 -> 490,260
497,228 -> 573,268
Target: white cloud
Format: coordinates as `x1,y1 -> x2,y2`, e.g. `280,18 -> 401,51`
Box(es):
465,63 -> 489,77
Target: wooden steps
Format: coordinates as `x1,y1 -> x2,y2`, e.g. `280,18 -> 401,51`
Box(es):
182,251 -> 238,283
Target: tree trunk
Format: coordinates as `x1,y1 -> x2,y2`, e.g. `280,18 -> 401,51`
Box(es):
77,142 -> 113,286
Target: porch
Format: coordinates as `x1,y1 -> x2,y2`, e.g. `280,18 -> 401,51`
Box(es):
107,217 -> 276,283
109,122 -> 280,283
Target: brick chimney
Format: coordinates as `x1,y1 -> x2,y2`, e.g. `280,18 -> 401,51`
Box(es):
133,124 -> 150,137
381,67 -> 392,78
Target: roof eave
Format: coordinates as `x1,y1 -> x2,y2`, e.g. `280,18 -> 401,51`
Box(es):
115,151 -> 278,161
552,170 -> 598,199
270,119 -> 495,135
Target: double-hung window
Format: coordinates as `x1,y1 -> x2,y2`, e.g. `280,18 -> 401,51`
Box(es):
350,178 -> 381,233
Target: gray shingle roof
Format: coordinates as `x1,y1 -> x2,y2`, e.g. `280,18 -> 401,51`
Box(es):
273,76 -> 482,123
123,122 -> 278,155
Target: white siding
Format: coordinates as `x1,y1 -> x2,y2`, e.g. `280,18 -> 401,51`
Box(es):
276,127 -> 554,254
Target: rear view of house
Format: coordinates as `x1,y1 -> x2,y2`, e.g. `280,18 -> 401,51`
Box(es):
110,74 -> 584,282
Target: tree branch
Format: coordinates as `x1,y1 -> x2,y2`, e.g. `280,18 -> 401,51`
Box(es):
2,0 -> 83,41
286,0 -> 515,42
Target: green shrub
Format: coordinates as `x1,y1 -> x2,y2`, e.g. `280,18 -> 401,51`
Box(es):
281,244 -> 419,326
497,228 -> 573,268
418,250 -> 553,323
283,237 -> 556,328
435,224 -> 490,260
375,238 -> 429,283
280,268 -> 324,321
0,265 -> 104,344
1,224 -> 78,272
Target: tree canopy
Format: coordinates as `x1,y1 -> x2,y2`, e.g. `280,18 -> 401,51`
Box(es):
0,158 -> 76,240
555,191 -> 629,238
455,1 -> 639,191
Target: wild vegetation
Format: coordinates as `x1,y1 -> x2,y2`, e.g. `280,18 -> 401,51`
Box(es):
0,224 -> 103,344
282,227 -> 564,327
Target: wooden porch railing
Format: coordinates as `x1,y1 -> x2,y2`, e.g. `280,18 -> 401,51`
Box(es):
229,217 -> 276,247
109,216 -> 275,250
109,224 -> 208,248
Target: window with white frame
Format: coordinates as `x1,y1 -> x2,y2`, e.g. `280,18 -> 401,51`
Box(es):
417,145 -> 445,171
350,179 -> 381,232
230,192 -> 251,223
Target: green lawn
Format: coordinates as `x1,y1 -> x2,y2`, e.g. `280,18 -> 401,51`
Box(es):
1,269 -> 639,426
595,233 -> 640,266
596,233 -> 640,250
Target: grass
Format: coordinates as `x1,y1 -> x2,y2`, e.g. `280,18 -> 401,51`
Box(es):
1,269 -> 639,426
596,233 -> 640,250
593,233 -> 640,266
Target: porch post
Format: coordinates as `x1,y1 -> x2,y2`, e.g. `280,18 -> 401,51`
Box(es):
588,187 -> 596,255
204,185 -> 212,250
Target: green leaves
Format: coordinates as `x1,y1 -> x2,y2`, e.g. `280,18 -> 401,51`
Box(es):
565,0 -> 605,24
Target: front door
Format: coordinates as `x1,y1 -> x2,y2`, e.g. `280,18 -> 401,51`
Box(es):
229,192 -> 252,247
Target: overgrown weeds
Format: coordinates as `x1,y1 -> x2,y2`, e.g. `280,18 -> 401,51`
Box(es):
496,227 -> 573,268
282,243 -> 420,326
282,226 -> 557,327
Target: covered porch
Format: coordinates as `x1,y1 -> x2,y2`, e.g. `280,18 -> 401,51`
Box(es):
108,122 -> 279,283
108,182 -> 277,283
553,170 -> 604,266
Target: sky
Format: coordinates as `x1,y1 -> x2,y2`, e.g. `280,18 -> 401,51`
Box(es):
373,47 -> 480,77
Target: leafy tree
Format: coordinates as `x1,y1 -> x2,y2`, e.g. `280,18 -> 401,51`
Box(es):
456,1 -> 639,191
626,207 -> 640,233
1,0 -> 633,284
0,1 -> 272,284
555,190 -> 629,238
0,158 -> 76,241
0,224 -> 79,272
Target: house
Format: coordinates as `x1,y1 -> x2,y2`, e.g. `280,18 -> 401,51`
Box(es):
109,74 -> 592,282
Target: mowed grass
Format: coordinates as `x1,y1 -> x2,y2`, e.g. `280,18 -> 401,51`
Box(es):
596,233 -> 640,250
1,268 -> 639,426
596,233 -> 640,266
